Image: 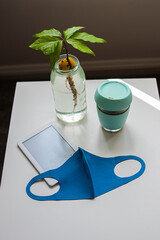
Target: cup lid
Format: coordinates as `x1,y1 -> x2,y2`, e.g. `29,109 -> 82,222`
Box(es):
94,81 -> 132,111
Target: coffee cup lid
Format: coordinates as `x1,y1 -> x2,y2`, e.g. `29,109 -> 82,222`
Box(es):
94,81 -> 132,111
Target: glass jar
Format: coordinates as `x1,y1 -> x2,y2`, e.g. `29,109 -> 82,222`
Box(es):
50,54 -> 87,123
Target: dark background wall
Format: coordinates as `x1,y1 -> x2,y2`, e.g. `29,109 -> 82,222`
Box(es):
0,0 -> 160,80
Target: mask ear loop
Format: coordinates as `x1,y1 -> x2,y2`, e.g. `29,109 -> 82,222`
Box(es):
114,155 -> 145,181
26,170 -> 59,201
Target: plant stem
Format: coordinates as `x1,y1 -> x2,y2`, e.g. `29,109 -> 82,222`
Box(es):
63,40 -> 72,69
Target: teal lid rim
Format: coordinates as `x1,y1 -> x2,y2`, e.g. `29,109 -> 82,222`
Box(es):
94,81 -> 132,111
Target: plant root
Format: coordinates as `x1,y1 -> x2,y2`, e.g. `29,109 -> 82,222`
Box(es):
65,78 -> 70,90
66,75 -> 78,111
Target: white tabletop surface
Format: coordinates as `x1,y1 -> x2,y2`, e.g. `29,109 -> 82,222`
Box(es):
0,78 -> 160,240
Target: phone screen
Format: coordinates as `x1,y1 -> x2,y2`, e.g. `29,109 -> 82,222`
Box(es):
23,126 -> 75,172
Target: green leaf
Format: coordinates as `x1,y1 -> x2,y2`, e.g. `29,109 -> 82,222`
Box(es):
67,39 -> 95,56
29,36 -> 60,55
63,26 -> 84,40
33,28 -> 62,38
50,40 -> 62,70
71,32 -> 106,43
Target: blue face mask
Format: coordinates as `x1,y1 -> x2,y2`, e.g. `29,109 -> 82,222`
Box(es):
26,148 -> 145,201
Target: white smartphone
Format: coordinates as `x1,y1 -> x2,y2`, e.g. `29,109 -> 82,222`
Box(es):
18,122 -> 78,186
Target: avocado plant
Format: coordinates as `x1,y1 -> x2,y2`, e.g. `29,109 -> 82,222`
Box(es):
29,26 -> 106,111
29,26 -> 106,70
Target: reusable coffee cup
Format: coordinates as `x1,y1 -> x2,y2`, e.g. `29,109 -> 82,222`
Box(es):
94,81 -> 132,132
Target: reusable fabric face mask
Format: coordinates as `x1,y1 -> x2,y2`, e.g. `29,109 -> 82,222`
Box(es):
26,148 -> 145,201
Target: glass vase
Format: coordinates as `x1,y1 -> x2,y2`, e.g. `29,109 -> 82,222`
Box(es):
50,54 -> 87,123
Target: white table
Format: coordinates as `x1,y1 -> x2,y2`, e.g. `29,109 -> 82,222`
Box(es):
1,78 -> 160,240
